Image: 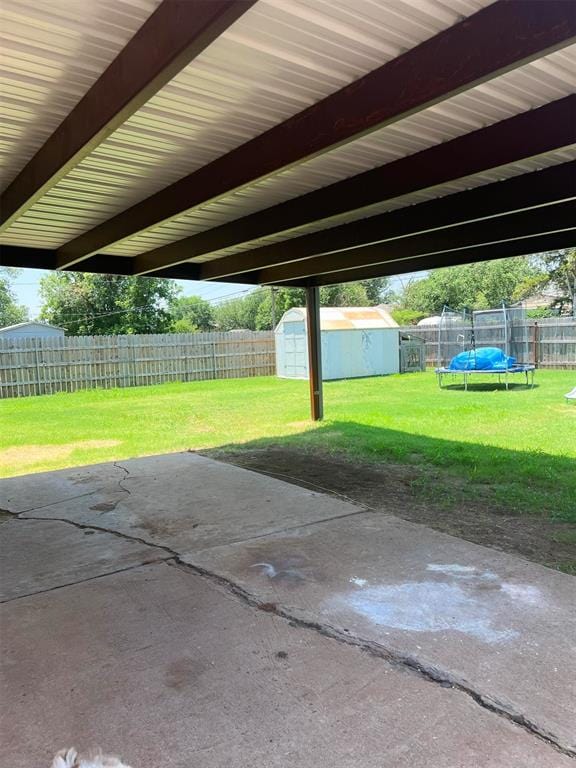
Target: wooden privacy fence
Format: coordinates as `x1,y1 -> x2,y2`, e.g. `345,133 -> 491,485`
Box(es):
0,331 -> 275,398
402,318 -> 576,369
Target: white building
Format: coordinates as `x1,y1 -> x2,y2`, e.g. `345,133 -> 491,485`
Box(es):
0,321 -> 65,340
275,306 -> 400,380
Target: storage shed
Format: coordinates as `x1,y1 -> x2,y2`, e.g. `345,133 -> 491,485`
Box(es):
0,321 -> 65,340
275,307 -> 399,380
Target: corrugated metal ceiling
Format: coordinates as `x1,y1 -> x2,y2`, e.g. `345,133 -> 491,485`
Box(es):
0,0 -> 161,192
0,0 -> 573,267
99,44 -> 576,260
1,0 -> 494,249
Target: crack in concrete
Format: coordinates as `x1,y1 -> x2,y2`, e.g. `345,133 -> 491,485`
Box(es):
0,557 -> 168,604
170,559 -> 575,759
1,463 -> 133,517
215,506 -> 374,549
3,506 -> 574,758
3,490 -> 101,515
113,461 -> 132,496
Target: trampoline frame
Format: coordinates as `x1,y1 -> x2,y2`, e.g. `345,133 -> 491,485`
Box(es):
435,364 -> 536,390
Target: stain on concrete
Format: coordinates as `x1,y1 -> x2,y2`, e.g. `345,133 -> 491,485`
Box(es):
164,658 -> 203,691
335,564 -> 545,644
500,583 -> 542,604
427,563 -> 499,581
342,582 -> 518,642
238,539 -> 325,589
245,547 -> 322,587
89,500 -> 120,513
250,560 -> 305,584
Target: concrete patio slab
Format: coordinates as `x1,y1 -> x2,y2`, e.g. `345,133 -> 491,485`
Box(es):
184,513 -> 576,753
1,454 -> 573,763
0,562 -> 569,768
0,453 -> 363,552
0,517 -> 161,602
0,460 -> 130,514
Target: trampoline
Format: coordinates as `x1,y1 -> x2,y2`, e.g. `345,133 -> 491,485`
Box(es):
436,361 -> 536,390
434,304 -> 536,390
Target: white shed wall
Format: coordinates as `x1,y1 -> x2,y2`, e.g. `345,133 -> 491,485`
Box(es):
276,326 -> 400,380
323,329 -> 399,379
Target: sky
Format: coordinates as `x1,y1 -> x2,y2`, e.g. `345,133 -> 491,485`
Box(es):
10,267 -> 424,319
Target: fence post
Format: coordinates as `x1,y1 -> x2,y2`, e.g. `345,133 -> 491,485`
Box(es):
34,341 -> 42,396
533,322 -> 539,368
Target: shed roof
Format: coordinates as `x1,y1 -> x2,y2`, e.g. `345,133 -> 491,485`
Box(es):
1,0 -> 574,284
280,306 -> 398,330
0,321 -> 65,333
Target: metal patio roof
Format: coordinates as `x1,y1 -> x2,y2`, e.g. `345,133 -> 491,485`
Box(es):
1,0 -> 575,287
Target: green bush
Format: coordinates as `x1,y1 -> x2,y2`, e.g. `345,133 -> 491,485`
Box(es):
392,308 -> 427,326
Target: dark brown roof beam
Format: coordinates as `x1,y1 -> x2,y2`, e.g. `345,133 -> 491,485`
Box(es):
286,231 -> 576,288
57,0 -> 576,269
0,246 -> 57,270
255,202 -> 576,284
198,156 -> 575,281
141,94 -> 576,277
0,0 -> 256,232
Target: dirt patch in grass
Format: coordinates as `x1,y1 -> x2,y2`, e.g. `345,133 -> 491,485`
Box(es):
0,440 -> 121,470
205,446 -> 576,574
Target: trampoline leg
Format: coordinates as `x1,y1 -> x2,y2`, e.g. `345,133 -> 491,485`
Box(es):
505,371 -> 509,390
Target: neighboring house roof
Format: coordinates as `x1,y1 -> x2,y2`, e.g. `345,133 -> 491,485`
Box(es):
522,287 -> 564,309
279,306 -> 399,331
0,321 -> 65,333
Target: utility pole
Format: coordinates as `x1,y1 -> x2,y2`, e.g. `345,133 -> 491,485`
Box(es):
271,286 -> 278,329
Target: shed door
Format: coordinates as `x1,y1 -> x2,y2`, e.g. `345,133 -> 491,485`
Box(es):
283,321 -> 307,378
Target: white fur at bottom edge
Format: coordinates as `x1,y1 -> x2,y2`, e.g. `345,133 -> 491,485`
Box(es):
51,748 -> 132,768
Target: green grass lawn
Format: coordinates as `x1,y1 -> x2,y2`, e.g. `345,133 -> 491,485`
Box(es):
1,371 -> 574,522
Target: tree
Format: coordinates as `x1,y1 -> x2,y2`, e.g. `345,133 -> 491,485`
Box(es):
169,295 -> 214,332
538,249 -> 576,316
400,257 -> 538,315
39,273 -> 178,335
360,277 -> 394,305
391,308 -> 427,326
0,269 -> 28,327
214,290 -> 268,331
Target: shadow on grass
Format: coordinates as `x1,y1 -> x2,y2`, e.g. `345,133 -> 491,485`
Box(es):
204,420 -> 576,525
439,383 -> 540,392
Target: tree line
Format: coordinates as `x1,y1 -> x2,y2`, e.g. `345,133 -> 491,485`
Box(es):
1,250 -> 574,334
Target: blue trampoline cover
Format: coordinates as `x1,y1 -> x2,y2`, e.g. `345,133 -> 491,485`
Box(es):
449,347 -> 516,371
